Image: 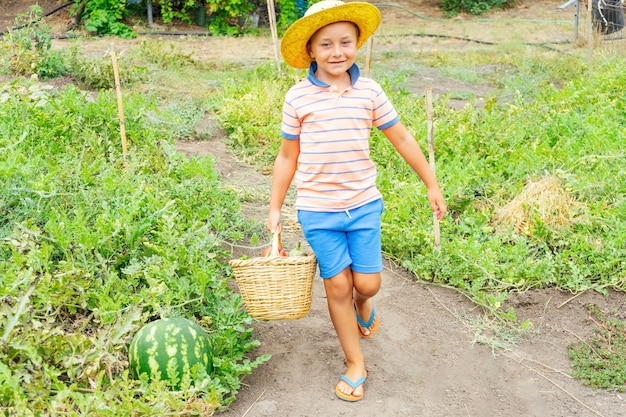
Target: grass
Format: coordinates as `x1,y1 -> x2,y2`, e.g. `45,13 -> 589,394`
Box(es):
569,305 -> 626,391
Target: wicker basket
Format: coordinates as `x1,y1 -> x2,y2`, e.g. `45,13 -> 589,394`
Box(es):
229,237 -> 317,321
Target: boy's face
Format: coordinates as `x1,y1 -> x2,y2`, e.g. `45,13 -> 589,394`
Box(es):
307,21 -> 359,82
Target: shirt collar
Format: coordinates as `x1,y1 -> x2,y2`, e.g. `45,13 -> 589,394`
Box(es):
307,62 -> 361,88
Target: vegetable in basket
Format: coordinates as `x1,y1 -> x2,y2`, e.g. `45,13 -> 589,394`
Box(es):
289,241 -> 306,256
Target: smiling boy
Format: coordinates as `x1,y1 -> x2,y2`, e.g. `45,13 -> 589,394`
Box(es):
268,1 -> 447,402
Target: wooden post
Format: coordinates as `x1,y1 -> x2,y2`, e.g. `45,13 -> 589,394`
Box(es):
110,45 -> 128,169
267,0 -> 281,70
425,87 -> 441,250
587,0 -> 593,69
365,37 -> 374,77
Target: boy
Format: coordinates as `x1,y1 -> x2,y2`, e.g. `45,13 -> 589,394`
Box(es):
268,1 -> 447,402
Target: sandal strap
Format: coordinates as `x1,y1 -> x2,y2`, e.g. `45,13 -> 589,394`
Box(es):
356,305 -> 376,328
340,374 -> 366,389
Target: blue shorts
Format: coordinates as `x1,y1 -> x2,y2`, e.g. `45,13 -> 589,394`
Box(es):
297,199 -> 384,279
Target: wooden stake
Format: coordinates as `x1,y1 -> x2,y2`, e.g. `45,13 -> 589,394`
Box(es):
425,87 -> 441,250
267,0 -> 281,70
365,37 -> 374,77
587,0 -> 593,69
110,45 -> 128,168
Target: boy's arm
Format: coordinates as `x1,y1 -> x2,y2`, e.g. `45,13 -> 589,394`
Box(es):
381,121 -> 447,220
268,138 -> 300,232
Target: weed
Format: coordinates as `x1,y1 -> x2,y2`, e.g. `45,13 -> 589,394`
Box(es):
569,305 -> 626,391
0,6 -> 64,78
441,0 -> 515,16
136,39 -> 198,68
61,43 -> 151,89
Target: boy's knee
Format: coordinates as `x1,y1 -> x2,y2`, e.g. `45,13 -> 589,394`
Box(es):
353,272 -> 381,298
355,283 -> 380,299
323,268 -> 354,298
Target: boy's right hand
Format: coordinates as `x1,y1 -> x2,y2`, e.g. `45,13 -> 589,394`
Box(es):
267,210 -> 282,234
427,187 -> 447,221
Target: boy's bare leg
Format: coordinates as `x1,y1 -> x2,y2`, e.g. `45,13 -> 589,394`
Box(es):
324,267 -> 366,397
353,271 -> 381,336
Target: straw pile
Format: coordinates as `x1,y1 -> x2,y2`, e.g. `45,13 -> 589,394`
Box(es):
493,175 -> 585,235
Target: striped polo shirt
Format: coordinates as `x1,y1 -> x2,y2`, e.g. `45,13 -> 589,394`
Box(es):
281,63 -> 400,212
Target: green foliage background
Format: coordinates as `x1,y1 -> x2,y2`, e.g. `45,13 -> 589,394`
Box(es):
72,0 -> 311,37
0,79 -> 268,413
441,0 -> 516,16
72,0 -> 510,36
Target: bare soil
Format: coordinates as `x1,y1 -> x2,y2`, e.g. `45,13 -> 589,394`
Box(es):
3,1 -> 626,416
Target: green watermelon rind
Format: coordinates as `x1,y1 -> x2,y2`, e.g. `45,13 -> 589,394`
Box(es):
128,317 -> 213,389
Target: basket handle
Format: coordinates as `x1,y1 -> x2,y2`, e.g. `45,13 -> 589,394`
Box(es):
270,232 -> 282,257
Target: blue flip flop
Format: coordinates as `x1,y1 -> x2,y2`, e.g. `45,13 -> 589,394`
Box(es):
355,302 -> 379,338
335,373 -> 367,402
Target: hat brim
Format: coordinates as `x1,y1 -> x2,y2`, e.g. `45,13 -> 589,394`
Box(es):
280,2 -> 381,69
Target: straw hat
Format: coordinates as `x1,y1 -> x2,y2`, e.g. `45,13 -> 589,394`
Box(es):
280,1 -> 381,69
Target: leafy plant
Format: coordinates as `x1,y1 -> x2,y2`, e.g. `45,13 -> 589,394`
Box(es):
0,6 -> 65,78
215,62 -> 294,167
61,43 -> 150,89
276,0 -> 311,29
157,0 -> 197,24
69,0 -> 304,37
76,0 -> 136,38
441,0 -> 516,16
569,305 -> 626,391
206,0 -> 255,35
0,76 -> 268,414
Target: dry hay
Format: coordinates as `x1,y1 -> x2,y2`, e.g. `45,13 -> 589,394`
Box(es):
493,175 -> 585,235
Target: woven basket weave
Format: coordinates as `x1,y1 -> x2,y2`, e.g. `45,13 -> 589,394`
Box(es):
229,251 -> 317,321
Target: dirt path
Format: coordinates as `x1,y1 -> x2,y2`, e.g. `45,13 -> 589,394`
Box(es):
219,277 -> 626,417
3,1 -> 626,416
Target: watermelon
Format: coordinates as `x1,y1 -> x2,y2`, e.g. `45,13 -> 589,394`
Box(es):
128,317 -> 213,389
